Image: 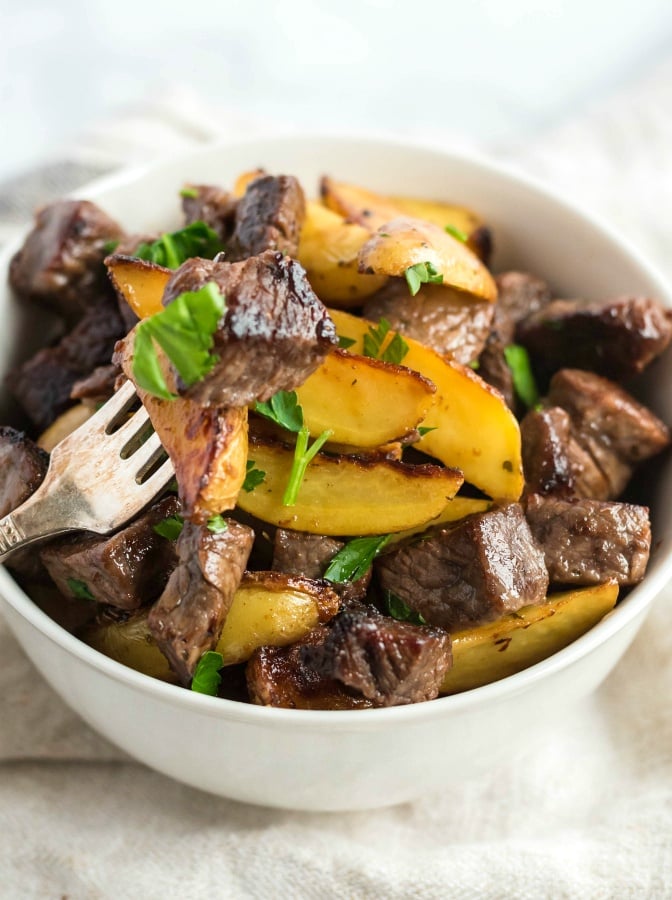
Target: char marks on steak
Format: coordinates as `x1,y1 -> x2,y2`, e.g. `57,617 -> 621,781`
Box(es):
301,607 -> 452,707
161,251 -> 337,406
228,174 -> 306,261
41,495 -> 180,610
525,494 -> 651,585
181,184 -> 238,242
376,504 -> 549,631
148,518 -> 254,684
9,200 -> 124,319
362,282 -> 494,364
516,295 -> 672,380
70,363 -> 120,405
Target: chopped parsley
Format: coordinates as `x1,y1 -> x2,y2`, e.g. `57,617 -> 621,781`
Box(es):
179,186 -> 199,199
417,425 -> 437,437
103,239 -> 120,255
254,390 -> 304,433
503,343 -> 540,409
282,427 -> 333,507
404,261 -> 443,297
383,590 -> 427,625
444,224 -> 468,242
153,514 -> 184,540
132,281 -> 226,400
67,578 -> 95,602
323,534 -> 391,584
243,460 -> 266,493
338,335 -> 357,350
134,221 -> 223,269
206,514 -> 228,534
363,318 -> 409,365
191,651 -> 223,695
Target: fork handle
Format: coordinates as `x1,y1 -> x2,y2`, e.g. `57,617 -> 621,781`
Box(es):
0,489 -> 73,563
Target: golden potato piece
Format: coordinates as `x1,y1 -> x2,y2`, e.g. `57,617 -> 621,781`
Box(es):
296,348 -> 435,447
358,217 -> 497,304
238,435 -> 463,535
329,310 -> 523,501
298,201 -> 388,305
440,582 -> 619,694
390,497 -> 492,545
82,572 -> 340,679
105,254 -> 171,319
37,403 -> 93,452
388,195 -> 483,240
320,177 -> 402,232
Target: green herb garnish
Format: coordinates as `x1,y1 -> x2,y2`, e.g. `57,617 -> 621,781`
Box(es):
67,578 -> 95,602
323,534 -> 391,584
103,239 -> 120,255
191,651 -> 224,695
362,318 -> 409,364
503,343 -> 540,409
282,427 -> 333,506
180,186 -> 199,199
206,514 -> 228,534
404,261 -> 443,297
444,224 -> 468,242
383,590 -> 427,625
417,426 -> 437,437
254,390 -> 304,433
132,282 -> 226,400
242,460 -> 266,493
134,221 -> 223,269
338,335 -> 357,350
468,359 -> 480,370
153,514 -> 184,540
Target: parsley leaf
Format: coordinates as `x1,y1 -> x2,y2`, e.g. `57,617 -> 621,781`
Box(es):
323,534 -> 391,584
282,427 -> 333,506
417,426 -> 437,437
383,590 -> 427,625
503,343 -> 540,409
254,390 -> 304,433
191,651 -> 223,695
242,460 -> 266,493
444,224 -> 468,242
103,239 -> 120,255
468,359 -> 480,370
338,335 -> 357,350
67,578 -> 95,601
132,282 -> 226,400
380,332 -> 409,365
404,261 -> 444,297
362,318 -> 409,364
153,514 -> 184,540
134,221 -> 223,269
179,186 -> 199,199
207,514 -> 228,534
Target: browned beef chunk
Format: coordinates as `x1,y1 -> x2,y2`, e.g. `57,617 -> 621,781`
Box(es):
547,369 -> 670,499
246,625 -> 374,709
272,528 -> 371,604
70,363 -> 120,405
478,271 -> 552,409
40,495 -> 180,610
0,426 -> 49,517
148,518 -> 254,684
181,184 -> 238,242
362,282 -> 494,364
228,174 -> 306,261
161,251 -> 336,406
468,226 -> 493,266
516,296 -> 672,381
525,494 -> 651,585
301,607 -> 452,707
7,299 -> 125,430
9,200 -> 124,319
376,504 -> 549,631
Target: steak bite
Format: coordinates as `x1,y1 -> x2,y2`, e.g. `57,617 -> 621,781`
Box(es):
362,282 -> 494,364
525,494 -> 651,586
227,174 -> 306,261
181,184 -> 238,242
0,426 -> 49,517
272,528 -> 371,604
161,251 -> 337,407
9,200 -> 125,319
148,518 -> 254,684
516,295 -> 672,381
40,495 -> 180,611
376,504 -> 549,631
547,369 -> 670,499
301,607 -> 452,707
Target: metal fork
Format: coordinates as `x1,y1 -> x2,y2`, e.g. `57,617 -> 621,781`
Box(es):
0,380 -> 174,561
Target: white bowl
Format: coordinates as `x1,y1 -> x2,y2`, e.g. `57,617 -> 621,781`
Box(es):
1,136 -> 671,812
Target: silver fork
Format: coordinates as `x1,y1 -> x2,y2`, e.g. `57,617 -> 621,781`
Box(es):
0,380 -> 174,561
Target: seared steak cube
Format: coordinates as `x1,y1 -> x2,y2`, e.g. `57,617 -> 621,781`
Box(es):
181,184 -> 237,242
516,295 -> 672,380
301,607 -> 452,707
148,518 -> 254,684
161,251 -> 336,407
228,174 -> 306,260
376,504 -> 549,631
525,494 -> 651,585
0,426 -> 49,517
9,200 -> 124,319
41,495 -> 180,610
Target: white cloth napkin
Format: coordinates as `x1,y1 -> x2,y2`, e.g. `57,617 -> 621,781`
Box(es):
2,61 -> 672,899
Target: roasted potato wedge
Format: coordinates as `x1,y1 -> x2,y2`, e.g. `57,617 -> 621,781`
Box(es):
358,217 -> 497,304
440,582 -> 619,694
329,310 -> 523,501
297,202 -> 388,305
238,435 -> 463,535
388,195 -> 484,241
390,497 -> 492,545
296,348 -> 435,447
82,572 -> 340,679
105,254 -> 171,319
38,403 -> 93,452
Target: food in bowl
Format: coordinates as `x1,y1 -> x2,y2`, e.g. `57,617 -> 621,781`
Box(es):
3,166 -> 671,711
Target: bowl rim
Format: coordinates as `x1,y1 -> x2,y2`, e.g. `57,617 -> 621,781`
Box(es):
1,131 -> 671,728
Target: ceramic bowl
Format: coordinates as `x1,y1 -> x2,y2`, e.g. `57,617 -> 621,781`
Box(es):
1,136 -> 671,811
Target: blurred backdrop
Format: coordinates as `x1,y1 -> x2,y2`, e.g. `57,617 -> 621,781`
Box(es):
2,0 -> 672,182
